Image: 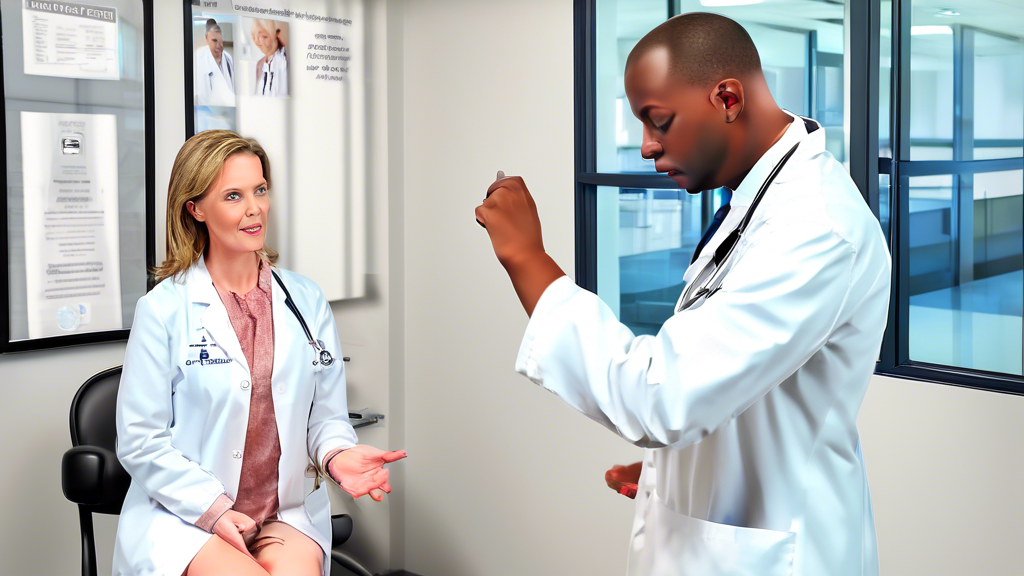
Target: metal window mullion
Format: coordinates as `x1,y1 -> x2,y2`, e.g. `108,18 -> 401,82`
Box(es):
183,0 -> 195,139
807,30 -> 817,119
0,7 -> 8,352
145,0 -> 156,291
881,362 -> 1024,396
848,0 -> 880,213
898,157 -> 1023,176
894,0 -> 912,367
952,24 -> 975,286
575,0 -> 597,292
578,172 -> 680,188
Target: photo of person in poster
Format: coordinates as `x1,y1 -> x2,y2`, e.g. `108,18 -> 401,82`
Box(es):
250,18 -> 288,97
194,18 -> 235,107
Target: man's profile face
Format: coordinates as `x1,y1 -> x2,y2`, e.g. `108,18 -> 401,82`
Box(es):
206,30 -> 224,59
624,46 -> 729,193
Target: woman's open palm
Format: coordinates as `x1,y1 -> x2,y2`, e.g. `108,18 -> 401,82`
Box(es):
327,445 -> 407,501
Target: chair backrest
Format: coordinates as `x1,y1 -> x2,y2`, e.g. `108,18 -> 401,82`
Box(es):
70,366 -> 122,450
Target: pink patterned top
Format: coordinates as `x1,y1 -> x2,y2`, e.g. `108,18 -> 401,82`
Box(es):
196,258 -> 280,531
194,258 -> 346,533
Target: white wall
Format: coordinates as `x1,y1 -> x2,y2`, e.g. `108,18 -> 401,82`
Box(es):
395,1 -> 645,574
859,376 -> 1024,575
324,0 -> 396,571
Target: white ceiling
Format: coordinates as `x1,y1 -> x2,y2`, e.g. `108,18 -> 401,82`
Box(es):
614,0 -> 1024,46
617,0 -> 845,39
910,0 -> 1024,42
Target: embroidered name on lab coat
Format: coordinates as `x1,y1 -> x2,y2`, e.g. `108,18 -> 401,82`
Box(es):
186,334 -> 231,366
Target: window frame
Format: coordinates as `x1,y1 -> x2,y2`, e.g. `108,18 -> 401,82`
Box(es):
574,0 -> 1024,396
876,0 -> 1024,394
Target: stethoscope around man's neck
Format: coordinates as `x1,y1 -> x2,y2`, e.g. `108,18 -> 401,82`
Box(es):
676,116 -> 820,312
270,270 -> 335,367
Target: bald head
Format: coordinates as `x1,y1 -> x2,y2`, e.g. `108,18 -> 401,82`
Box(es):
627,13 -> 762,89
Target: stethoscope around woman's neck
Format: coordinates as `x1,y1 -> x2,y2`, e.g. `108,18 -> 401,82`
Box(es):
677,116 -> 819,312
270,270 -> 335,367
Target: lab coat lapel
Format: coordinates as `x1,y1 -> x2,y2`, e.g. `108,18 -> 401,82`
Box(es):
675,110 -> 816,313
186,256 -> 250,374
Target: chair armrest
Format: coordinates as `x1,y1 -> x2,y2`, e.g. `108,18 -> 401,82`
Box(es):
62,445 -> 131,509
331,513 -> 354,548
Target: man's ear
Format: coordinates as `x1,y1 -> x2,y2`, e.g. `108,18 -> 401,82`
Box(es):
709,79 -> 744,124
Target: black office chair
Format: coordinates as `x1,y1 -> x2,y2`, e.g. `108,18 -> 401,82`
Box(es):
61,365 -> 400,576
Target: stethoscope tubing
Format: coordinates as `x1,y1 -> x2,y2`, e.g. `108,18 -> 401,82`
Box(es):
677,135 -> 805,312
271,270 -> 335,367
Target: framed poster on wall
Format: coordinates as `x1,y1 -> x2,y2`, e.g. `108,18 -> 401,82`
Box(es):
1,0 -> 155,353
183,0 -> 367,302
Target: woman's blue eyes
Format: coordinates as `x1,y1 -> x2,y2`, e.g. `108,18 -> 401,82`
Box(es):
225,188 -> 267,201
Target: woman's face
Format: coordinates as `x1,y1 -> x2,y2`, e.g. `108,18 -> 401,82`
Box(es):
188,153 -> 269,256
252,24 -> 279,58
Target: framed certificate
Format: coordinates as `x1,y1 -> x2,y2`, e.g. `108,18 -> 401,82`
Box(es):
1,0 -> 155,352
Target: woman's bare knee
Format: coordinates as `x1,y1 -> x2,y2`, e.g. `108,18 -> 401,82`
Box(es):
252,521 -> 324,576
186,534 -> 270,576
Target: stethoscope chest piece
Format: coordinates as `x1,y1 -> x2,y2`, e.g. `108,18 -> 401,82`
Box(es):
272,270 -> 337,368
317,341 -> 334,367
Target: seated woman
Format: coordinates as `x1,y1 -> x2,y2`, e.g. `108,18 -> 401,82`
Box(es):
113,129 -> 405,576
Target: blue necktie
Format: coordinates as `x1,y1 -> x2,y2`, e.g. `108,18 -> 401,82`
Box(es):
690,203 -> 732,265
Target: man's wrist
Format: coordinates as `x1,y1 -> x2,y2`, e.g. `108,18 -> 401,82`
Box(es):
499,247 -> 544,272
502,250 -> 566,317
502,248 -> 556,277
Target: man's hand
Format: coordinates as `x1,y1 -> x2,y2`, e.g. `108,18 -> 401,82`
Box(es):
605,462 -> 643,499
476,173 -> 547,269
212,510 -> 258,559
476,172 -> 566,316
327,445 -> 407,502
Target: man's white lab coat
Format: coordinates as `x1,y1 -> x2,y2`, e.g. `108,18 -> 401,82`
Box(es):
516,113 -> 890,576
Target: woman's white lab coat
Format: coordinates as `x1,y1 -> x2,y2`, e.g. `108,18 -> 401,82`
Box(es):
255,46 -> 287,97
194,45 -> 235,107
113,256 -> 357,576
515,115 -> 890,576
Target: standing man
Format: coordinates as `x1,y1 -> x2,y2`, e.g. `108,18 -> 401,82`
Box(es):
195,19 -> 235,107
476,13 -> 889,576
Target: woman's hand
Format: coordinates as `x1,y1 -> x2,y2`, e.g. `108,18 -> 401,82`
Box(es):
212,510 -> 258,559
327,445 -> 407,501
605,462 -> 643,499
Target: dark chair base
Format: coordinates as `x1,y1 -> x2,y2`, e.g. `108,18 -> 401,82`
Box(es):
329,514 -> 422,576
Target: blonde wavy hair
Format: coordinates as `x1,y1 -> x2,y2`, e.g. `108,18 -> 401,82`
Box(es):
153,130 -> 278,282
